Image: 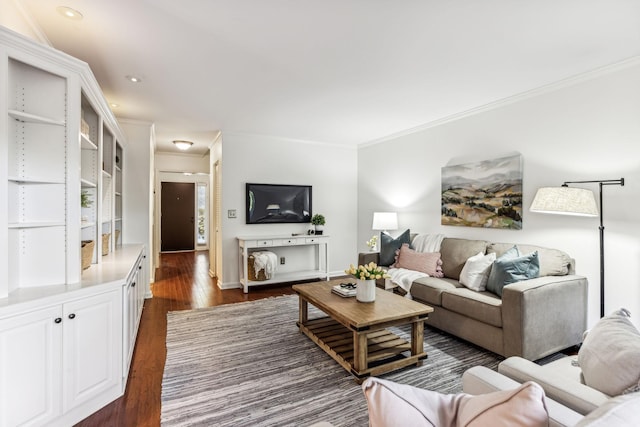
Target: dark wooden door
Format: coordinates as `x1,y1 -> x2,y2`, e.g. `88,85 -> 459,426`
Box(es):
161,182 -> 195,251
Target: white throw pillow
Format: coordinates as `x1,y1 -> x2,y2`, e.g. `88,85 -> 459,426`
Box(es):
460,252 -> 496,291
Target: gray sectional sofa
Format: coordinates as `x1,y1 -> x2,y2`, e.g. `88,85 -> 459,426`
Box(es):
360,236 -> 588,361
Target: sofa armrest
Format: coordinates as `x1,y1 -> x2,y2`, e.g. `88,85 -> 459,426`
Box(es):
358,251 -> 380,266
463,366 -> 584,427
498,356 -> 610,415
502,275 -> 588,360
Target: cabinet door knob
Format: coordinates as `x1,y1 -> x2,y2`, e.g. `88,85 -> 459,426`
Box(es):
132,282 -> 136,287
54,317 -> 62,324
139,265 -> 142,270
68,313 -> 76,319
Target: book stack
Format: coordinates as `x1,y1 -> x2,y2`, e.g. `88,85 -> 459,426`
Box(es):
332,283 -> 356,297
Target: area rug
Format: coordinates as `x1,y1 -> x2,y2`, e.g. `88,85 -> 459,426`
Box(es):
161,295 -> 503,427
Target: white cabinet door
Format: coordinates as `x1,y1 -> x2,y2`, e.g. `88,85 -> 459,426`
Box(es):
123,278 -> 135,377
62,291 -> 122,413
0,306 -> 63,427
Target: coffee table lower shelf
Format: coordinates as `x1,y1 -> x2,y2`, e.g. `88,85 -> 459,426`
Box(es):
297,316 -> 427,381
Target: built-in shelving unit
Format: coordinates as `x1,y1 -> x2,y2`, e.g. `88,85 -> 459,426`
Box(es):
1,26 -> 141,427
6,57 -> 68,293
81,93 -> 100,266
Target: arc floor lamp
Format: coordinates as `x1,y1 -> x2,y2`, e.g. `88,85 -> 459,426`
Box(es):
530,178 -> 625,318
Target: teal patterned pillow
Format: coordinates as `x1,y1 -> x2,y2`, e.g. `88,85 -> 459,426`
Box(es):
486,248 -> 540,297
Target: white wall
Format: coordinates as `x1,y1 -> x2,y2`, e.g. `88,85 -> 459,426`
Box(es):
220,133 -> 358,288
155,152 -> 209,174
358,60 -> 640,329
120,120 -> 155,285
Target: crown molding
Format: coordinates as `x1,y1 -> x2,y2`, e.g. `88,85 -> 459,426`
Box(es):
360,55 -> 640,148
222,130 -> 356,150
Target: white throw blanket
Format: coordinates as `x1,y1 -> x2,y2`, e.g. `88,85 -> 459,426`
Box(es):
251,251 -> 278,279
411,233 -> 445,253
387,233 -> 446,295
387,268 -> 428,296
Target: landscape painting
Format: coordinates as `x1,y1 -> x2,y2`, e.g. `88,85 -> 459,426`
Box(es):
441,154 -> 523,229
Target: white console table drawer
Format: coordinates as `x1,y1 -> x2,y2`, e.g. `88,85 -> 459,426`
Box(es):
279,238 -> 299,245
305,237 -> 324,244
256,239 -> 273,247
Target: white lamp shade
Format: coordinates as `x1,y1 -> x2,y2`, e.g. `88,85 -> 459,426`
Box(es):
372,212 -> 398,231
529,187 -> 598,216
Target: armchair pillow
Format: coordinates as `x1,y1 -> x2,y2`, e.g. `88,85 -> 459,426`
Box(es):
575,392 -> 640,427
379,229 -> 411,266
362,377 -> 549,427
578,308 -> 640,396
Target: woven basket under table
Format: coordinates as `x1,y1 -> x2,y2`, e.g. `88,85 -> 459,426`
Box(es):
248,254 -> 267,281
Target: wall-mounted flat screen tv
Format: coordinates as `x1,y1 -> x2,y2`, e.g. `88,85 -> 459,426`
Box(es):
246,183 -> 312,224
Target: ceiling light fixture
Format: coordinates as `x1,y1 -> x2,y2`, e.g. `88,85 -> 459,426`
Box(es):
56,6 -> 83,20
173,140 -> 194,150
110,103 -> 119,108
125,75 -> 142,83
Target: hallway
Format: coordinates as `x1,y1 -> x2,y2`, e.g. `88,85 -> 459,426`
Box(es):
76,251 -> 295,427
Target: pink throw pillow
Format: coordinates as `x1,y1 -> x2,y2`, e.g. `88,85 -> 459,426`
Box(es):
362,377 -> 549,427
393,243 -> 444,277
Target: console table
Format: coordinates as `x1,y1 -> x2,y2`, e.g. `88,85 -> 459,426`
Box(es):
237,235 -> 330,292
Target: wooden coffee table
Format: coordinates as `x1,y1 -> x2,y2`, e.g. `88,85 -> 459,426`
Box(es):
292,279 -> 434,382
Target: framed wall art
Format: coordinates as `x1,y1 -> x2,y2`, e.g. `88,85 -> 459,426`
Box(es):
441,154 -> 523,230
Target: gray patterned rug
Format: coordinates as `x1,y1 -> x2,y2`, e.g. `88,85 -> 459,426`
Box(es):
161,295 -> 503,427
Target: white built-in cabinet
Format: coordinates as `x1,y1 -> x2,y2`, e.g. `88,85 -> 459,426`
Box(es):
0,290 -> 122,427
123,249 -> 147,378
0,27 -> 146,427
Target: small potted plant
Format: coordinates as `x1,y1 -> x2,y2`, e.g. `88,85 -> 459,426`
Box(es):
81,191 -> 93,208
311,214 -> 325,235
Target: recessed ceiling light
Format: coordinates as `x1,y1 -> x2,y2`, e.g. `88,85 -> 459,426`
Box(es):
110,103 -> 119,108
56,6 -> 83,20
173,140 -> 194,150
126,75 -> 142,83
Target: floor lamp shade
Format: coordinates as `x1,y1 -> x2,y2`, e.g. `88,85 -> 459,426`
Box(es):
372,212 -> 398,231
530,178 -> 624,318
530,187 -> 598,216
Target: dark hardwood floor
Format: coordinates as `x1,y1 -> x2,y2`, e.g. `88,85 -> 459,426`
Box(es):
75,251 -> 296,427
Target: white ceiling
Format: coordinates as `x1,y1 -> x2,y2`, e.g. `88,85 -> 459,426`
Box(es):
16,0 -> 640,154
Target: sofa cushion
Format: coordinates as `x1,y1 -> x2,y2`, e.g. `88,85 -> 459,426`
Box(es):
460,251 -> 497,291
410,277 -> 461,306
393,243 -> 444,277
362,376 -> 549,427
578,308 -> 640,396
488,243 -> 572,277
486,249 -> 540,297
441,288 -> 503,327
379,229 -> 411,266
439,238 -> 490,280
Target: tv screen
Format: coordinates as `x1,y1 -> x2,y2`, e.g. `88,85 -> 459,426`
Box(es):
246,183 -> 312,224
